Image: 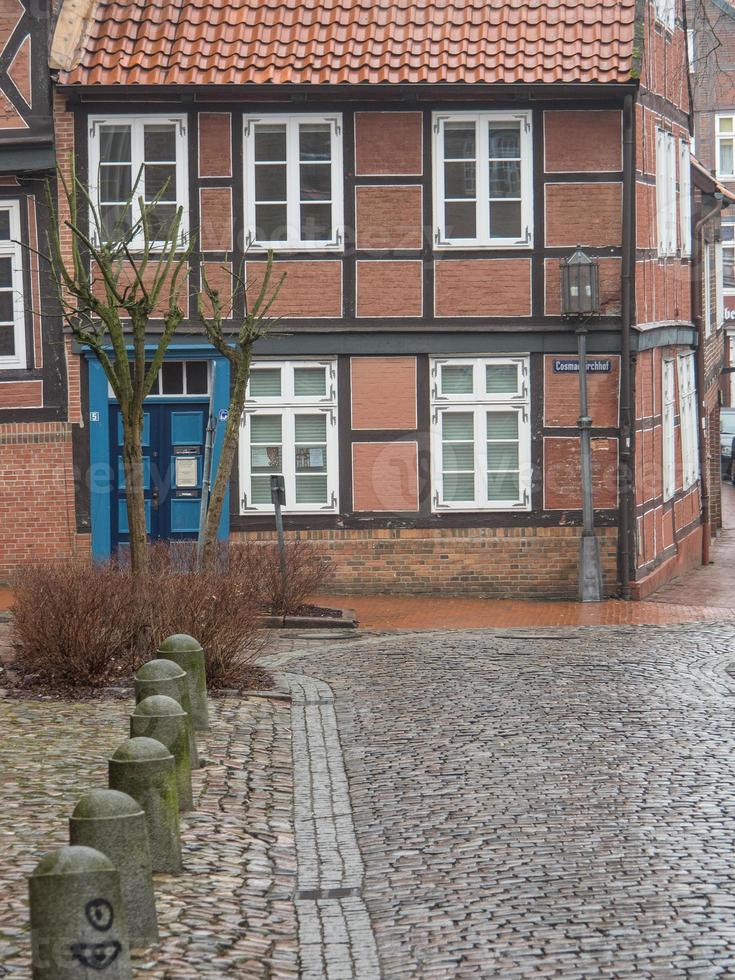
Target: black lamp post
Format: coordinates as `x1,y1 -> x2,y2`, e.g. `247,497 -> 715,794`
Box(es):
560,246 -> 603,602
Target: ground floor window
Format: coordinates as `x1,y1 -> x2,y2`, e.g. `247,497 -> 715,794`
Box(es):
430,356 -> 531,510
662,358 -> 675,501
0,201 -> 25,368
239,359 -> 338,512
678,352 -> 698,490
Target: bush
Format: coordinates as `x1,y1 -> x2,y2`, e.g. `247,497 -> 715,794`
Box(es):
230,539 -> 334,616
11,543 -> 267,691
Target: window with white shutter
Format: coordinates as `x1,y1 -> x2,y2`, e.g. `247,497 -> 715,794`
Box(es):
679,139 -> 692,257
677,352 -> 698,489
239,360 -> 338,512
656,129 -> 677,256
430,356 -> 531,510
662,359 -> 675,501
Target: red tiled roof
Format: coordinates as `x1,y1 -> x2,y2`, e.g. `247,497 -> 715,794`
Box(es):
62,0 -> 638,87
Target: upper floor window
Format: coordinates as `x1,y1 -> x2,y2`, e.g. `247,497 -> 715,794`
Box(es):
430,356 -> 531,511
654,0 -> 675,31
240,360 -> 338,512
704,242 -> 713,337
656,128 -> 677,256
0,201 -> 26,369
662,358 -> 675,502
433,112 -> 533,249
88,116 -> 189,248
722,218 -> 735,294
716,116 -> 735,179
679,139 -> 692,256
244,115 -> 343,251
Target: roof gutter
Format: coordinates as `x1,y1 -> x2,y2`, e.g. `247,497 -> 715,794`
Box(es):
56,82 -> 639,103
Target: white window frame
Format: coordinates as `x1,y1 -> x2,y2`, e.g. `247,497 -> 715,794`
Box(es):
239,359 -> 338,513
679,139 -> 692,257
656,129 -> 678,256
716,115 -> 735,180
430,356 -> 531,512
88,115 -> 189,249
662,358 -> 675,501
243,114 -> 344,252
722,217 -> 735,296
717,240 -> 725,331
687,29 -> 695,73
432,111 -> 533,249
654,0 -> 675,30
704,242 -> 713,337
678,352 -> 699,489
0,200 -> 26,369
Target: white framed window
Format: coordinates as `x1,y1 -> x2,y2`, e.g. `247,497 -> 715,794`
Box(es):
243,115 -> 343,251
239,360 -> 338,512
662,358 -> 675,501
704,242 -> 713,337
433,111 -> 533,248
0,201 -> 26,369
656,129 -> 677,256
654,0 -> 675,30
687,29 -> 695,73
678,352 -> 699,489
716,240 -> 725,330
722,218 -> 735,295
716,116 -> 735,179
88,116 -> 189,248
679,139 -> 692,256
430,356 -> 531,511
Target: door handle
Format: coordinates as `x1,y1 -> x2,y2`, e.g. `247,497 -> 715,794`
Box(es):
151,486 -> 159,511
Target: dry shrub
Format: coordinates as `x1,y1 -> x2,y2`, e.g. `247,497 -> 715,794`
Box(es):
230,539 -> 334,616
11,543 -> 267,692
143,542 -> 266,690
11,560 -> 145,689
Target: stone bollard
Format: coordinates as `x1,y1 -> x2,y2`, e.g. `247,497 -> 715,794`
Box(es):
29,844 -> 132,979
108,737 -> 182,874
131,696 -> 193,811
135,659 -> 199,768
157,634 -> 209,731
69,789 -> 159,947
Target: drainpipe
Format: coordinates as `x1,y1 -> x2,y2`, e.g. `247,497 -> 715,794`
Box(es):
693,194 -> 724,567
620,93 -> 635,599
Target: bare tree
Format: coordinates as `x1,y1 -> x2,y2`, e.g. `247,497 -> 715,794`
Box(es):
197,253 -> 284,565
46,164 -> 192,574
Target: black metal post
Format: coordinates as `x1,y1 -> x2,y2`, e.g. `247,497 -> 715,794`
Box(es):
576,326 -> 603,601
270,475 -> 287,599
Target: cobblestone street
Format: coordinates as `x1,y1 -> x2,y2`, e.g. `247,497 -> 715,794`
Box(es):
271,622 -> 735,977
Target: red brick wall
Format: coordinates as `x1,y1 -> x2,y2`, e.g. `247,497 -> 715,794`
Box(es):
351,356 -> 417,429
244,261 -> 342,318
198,112 -> 232,177
434,259 -> 532,317
545,183 -> 623,247
0,423 -> 84,579
543,355 -> 620,427
355,261 -> 422,318
543,437 -> 619,510
355,185 -> 423,249
199,187 -> 233,251
231,526 -> 619,598
352,442 -> 419,511
354,112 -> 423,176
544,110 -> 622,172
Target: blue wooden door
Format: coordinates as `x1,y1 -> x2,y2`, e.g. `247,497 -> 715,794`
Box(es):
110,404 -> 207,548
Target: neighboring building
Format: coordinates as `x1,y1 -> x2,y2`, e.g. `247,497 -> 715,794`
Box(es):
0,0 -> 712,598
687,0 -> 735,399
0,0 -> 80,570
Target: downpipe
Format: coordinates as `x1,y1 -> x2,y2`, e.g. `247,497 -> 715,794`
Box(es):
620,94 -> 635,599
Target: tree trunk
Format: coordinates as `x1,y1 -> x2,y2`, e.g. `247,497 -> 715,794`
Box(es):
201,366 -> 248,566
120,407 -> 149,574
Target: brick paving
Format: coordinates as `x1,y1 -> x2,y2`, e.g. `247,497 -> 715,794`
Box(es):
272,623 -> 735,977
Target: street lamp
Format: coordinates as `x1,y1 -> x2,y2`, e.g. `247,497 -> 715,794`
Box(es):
560,246 -> 603,602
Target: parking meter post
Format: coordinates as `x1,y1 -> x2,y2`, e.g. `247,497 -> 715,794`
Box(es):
270,475 -> 287,601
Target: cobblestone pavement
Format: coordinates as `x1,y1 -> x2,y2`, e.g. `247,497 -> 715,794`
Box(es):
269,622 -> 735,978
0,690 -> 298,978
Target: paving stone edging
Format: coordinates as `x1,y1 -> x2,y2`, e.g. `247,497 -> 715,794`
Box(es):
280,670 -> 381,980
